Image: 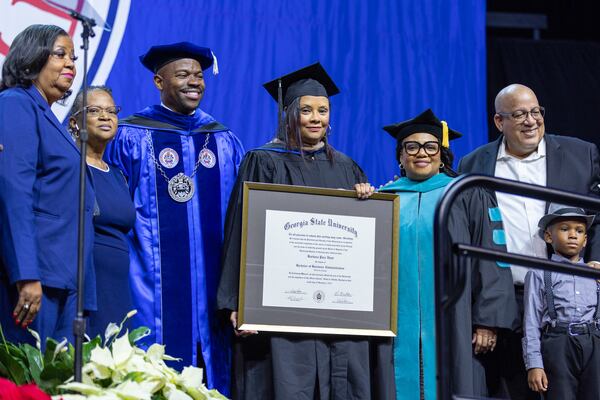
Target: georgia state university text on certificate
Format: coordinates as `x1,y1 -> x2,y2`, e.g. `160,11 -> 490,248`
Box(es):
262,209 -> 376,311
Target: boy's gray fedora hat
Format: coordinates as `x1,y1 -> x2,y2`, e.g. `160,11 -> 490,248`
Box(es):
538,203 -> 595,237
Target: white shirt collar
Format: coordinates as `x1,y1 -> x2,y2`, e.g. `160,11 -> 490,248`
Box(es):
161,102 -> 195,116
497,136 -> 546,161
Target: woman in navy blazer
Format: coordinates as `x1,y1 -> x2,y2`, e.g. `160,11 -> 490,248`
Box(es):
0,25 -> 96,344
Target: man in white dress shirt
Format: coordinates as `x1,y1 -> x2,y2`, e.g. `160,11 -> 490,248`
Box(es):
458,83 -> 600,399
493,85 -> 549,286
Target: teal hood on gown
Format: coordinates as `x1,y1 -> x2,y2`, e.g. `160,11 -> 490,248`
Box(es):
380,173 -> 454,400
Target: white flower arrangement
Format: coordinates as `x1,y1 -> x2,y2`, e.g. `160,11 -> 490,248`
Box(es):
38,311 -> 227,400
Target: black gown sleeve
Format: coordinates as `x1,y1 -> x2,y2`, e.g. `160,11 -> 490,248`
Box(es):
450,187 -> 519,330
446,187 -> 519,396
217,150 -> 275,311
351,159 -> 368,184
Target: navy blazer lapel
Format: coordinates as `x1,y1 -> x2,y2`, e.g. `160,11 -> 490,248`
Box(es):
481,136 -> 503,176
545,135 -> 563,189
42,107 -> 96,189
42,108 -> 80,153
24,87 -> 95,188
25,86 -> 79,153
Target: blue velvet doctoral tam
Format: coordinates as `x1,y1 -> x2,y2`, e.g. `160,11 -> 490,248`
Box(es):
105,105 -> 245,395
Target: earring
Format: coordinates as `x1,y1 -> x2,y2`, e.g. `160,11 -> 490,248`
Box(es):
326,124 -> 332,136
69,123 -> 80,139
399,163 -> 404,170
439,163 -> 445,170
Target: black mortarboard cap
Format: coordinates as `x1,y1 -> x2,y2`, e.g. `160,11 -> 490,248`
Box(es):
263,62 -> 340,107
383,109 -> 462,148
263,63 -> 339,140
140,41 -> 214,73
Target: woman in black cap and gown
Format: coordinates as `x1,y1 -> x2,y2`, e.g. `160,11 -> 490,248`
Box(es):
217,63 -> 395,399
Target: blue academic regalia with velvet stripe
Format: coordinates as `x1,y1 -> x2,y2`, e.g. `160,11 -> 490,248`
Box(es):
379,173 -> 517,399
104,105 -> 244,395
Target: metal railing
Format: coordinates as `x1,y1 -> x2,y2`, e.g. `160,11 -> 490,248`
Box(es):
433,174 -> 600,399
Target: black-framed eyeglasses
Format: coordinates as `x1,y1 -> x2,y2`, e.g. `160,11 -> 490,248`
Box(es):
72,105 -> 122,118
497,106 -> 545,123
402,141 -> 440,156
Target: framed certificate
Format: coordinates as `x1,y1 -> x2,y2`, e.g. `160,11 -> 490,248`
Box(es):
237,182 -> 399,337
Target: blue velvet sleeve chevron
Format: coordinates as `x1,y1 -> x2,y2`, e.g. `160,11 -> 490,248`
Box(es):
467,189 -> 519,331
488,207 -> 510,268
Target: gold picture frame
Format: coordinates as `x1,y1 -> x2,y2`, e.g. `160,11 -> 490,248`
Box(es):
237,182 -> 399,337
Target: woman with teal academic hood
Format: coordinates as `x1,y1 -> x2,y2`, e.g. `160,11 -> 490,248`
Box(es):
378,109 -> 518,399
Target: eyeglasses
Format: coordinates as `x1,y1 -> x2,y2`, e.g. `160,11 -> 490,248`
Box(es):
72,105 -> 121,118
402,141 -> 440,156
50,50 -> 78,62
497,106 -> 545,123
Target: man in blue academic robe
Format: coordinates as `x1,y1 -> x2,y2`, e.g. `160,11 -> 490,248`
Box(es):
105,42 -> 244,395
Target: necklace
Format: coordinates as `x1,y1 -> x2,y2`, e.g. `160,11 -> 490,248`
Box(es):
145,130 -> 214,202
86,156 -> 108,171
88,163 -> 110,172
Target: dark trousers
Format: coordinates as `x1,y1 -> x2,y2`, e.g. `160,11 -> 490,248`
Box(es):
484,285 -> 540,400
541,330 -> 600,400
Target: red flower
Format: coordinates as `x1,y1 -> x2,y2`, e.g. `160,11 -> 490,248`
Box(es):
0,378 -> 51,400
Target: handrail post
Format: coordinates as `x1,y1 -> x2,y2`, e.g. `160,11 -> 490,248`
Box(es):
434,173 -> 600,399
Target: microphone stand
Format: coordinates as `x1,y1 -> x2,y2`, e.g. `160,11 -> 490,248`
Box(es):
71,10 -> 96,383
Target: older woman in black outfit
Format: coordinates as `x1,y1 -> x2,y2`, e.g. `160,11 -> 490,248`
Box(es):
0,25 -> 96,344
68,86 -> 136,338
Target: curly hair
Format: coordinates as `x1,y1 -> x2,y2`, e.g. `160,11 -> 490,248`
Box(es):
0,24 -> 71,99
280,97 -> 334,161
396,140 -> 458,177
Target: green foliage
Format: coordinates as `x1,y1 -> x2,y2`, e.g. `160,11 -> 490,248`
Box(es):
0,342 -> 29,385
22,343 -> 43,384
0,319 -> 123,396
0,314 -> 229,399
82,336 -> 101,364
128,326 -> 151,345
0,331 -> 73,395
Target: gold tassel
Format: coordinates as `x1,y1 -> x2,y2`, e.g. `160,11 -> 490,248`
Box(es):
441,120 -> 449,148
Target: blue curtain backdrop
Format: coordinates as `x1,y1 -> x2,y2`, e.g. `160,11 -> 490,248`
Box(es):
106,0 -> 487,186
